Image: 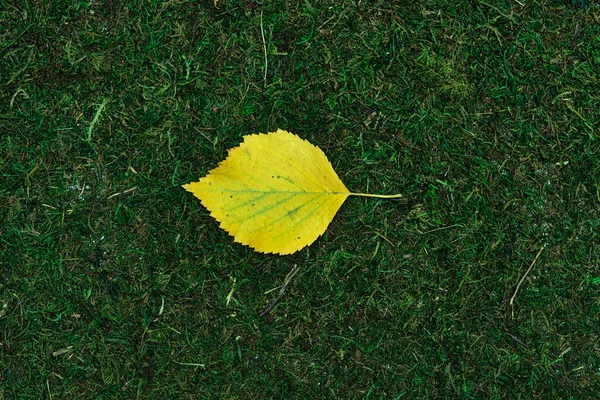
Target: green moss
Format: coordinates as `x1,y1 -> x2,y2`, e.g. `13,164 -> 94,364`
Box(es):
1,0 -> 599,398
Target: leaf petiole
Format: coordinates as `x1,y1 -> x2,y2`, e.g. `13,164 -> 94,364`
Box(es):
349,192 -> 403,199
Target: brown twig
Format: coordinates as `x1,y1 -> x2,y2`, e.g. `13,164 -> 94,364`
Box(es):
509,246 -> 544,319
260,265 -> 299,317
503,325 -> 528,348
571,22 -> 581,49
107,186 -> 138,200
260,11 -> 268,87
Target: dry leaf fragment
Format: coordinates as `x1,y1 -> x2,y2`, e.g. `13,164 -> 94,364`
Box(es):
183,129 -> 401,255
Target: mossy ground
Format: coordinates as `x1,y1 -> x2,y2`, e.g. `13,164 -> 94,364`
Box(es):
1,0 -> 600,398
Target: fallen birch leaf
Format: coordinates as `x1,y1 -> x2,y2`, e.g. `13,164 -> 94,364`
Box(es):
183,129 -> 402,255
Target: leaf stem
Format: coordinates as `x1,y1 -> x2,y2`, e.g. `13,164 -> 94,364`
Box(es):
349,192 -> 403,199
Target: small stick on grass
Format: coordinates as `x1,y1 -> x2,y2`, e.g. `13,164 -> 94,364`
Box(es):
510,246 -> 544,319
503,325 -> 528,348
260,11 -> 268,87
107,186 -> 139,200
571,22 -> 581,48
260,264 -> 300,316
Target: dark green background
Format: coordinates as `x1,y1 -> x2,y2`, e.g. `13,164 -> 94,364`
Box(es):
1,0 -> 599,398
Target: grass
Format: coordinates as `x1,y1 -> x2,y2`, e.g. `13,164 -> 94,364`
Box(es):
1,0 -> 600,398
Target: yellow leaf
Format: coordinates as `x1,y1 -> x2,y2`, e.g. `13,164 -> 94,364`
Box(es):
183,129 -> 402,255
